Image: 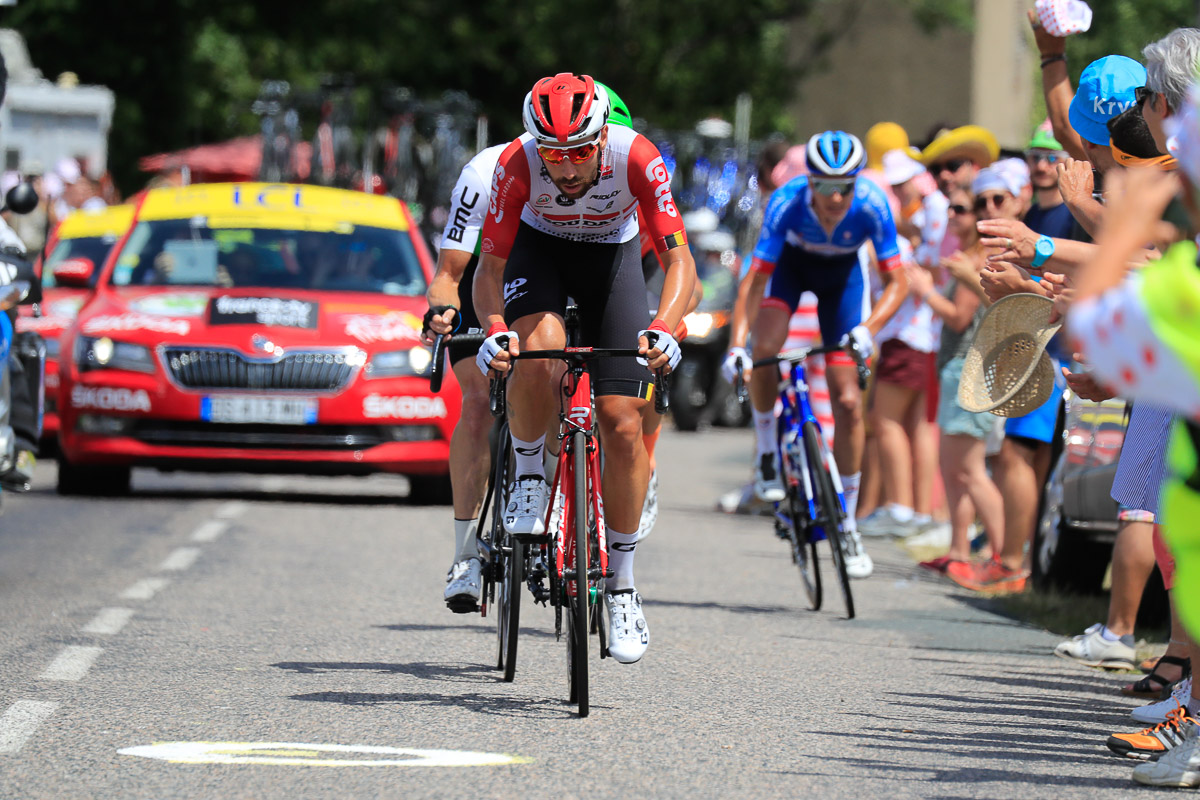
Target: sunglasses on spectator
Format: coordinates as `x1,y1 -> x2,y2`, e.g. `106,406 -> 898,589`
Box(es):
810,178 -> 856,196
1025,150 -> 1066,165
929,158 -> 969,174
973,194 -> 1009,212
1135,85 -> 1153,108
537,142 -> 599,164
948,203 -> 972,215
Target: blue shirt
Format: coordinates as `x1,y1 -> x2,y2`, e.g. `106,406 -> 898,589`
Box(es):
753,176 -> 901,267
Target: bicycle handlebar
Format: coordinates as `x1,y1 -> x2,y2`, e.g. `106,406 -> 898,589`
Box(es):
427,332 -> 487,393
734,342 -> 870,405
488,345 -> 671,417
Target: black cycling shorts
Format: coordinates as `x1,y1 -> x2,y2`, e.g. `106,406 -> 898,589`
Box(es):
446,252 -> 484,366
503,222 -> 652,399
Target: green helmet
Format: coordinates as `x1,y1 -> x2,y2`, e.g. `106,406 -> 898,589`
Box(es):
595,80 -> 632,129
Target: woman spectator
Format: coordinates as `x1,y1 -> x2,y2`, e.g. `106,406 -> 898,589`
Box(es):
904,186 -> 1004,575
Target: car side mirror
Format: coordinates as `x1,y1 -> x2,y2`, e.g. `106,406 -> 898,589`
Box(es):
52,257 -> 95,288
5,183 -> 39,215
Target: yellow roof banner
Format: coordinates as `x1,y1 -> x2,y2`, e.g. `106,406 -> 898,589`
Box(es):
56,205 -> 136,239
136,183 -> 409,231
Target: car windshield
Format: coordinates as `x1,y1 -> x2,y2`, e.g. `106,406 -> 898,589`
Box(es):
109,219 -> 427,295
44,234 -> 121,289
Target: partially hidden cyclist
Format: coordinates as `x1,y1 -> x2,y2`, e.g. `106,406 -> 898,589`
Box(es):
422,141 -> 508,613
474,73 -> 697,664
723,131 -> 910,579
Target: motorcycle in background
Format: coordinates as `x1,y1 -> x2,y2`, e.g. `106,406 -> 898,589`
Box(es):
657,230 -> 749,431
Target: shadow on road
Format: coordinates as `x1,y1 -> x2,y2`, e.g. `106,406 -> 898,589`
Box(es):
288,689 -> 583,719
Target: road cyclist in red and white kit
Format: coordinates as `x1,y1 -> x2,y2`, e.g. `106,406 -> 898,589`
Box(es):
724,131 -> 910,580
474,73 -> 696,663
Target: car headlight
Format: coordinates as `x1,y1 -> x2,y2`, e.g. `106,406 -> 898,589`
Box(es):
74,336 -> 156,373
366,346 -> 433,379
683,310 -> 729,341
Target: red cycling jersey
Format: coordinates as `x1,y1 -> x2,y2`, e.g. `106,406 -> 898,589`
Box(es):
480,126 -> 688,259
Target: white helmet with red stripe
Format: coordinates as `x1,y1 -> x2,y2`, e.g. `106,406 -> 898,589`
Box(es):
522,73 -> 610,148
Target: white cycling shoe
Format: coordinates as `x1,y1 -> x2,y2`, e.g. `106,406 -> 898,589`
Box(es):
504,475 -> 548,537
637,470 -> 658,541
842,528 -> 874,579
444,558 -> 482,613
604,588 -> 649,664
754,453 -> 786,503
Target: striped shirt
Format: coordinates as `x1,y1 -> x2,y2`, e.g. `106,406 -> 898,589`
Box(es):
1111,403 -> 1174,516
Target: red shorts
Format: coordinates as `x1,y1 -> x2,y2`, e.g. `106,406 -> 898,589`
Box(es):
874,339 -> 935,394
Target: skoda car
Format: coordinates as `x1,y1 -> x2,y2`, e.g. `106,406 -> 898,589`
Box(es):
17,204 -> 136,441
56,183 -> 453,496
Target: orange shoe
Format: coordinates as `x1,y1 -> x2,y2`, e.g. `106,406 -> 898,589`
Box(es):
946,558 -> 1028,595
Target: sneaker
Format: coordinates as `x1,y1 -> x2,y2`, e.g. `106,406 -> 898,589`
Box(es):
1109,706 -> 1200,761
504,475 -> 548,536
857,506 -> 919,538
1134,677 -> 1194,725
946,557 -> 1028,595
1133,725 -> 1200,786
604,588 -> 649,664
842,528 -> 874,579
637,469 -> 658,542
443,558 -> 482,613
1053,623 -> 1137,670
754,453 -> 785,503
904,522 -> 952,549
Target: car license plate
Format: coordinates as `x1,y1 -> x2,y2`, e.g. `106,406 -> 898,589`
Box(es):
201,396 -> 318,425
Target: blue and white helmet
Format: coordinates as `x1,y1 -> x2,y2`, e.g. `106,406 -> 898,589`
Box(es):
806,131 -> 866,178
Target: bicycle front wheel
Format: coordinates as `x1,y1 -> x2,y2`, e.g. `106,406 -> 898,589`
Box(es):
490,423 -> 513,672
785,486 -> 822,611
566,430 -> 590,717
803,422 -> 855,619
500,536 -> 523,682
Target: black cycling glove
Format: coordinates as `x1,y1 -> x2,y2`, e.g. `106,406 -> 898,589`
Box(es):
422,304 -> 460,336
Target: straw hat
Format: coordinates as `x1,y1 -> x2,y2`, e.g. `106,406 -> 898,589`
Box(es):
958,293 -> 1061,417
919,125 -> 1000,168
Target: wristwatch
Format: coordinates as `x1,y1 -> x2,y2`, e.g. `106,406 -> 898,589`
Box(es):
1031,235 -> 1055,269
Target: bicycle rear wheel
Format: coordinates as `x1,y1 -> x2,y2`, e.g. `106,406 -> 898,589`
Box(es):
803,422 -> 855,619
566,430 -> 589,717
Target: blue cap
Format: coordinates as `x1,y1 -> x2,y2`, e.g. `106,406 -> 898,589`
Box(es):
1068,55 -> 1148,146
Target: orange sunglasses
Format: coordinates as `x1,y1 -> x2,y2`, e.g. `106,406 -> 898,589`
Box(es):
537,142 -> 599,164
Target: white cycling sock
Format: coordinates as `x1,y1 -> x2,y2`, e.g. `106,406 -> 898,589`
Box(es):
607,528 -> 638,592
753,409 -> 775,457
842,472 -> 861,532
512,434 -> 546,479
454,518 -> 479,563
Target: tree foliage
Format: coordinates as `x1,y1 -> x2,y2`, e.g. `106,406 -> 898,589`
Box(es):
2,0 -> 972,192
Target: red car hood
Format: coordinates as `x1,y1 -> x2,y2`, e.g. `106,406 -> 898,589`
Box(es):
17,288 -> 93,338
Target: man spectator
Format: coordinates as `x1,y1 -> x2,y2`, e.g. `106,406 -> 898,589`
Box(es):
1141,27 -> 1200,155
919,125 -> 998,258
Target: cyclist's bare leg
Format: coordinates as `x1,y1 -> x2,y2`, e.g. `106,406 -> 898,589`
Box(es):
641,407 -> 661,472
826,362 -> 865,525
596,394 -> 650,590
507,311 -> 566,462
747,305 -> 790,415
449,359 -> 492,559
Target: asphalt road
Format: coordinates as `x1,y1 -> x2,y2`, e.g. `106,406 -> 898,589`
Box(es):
0,428 -> 1163,798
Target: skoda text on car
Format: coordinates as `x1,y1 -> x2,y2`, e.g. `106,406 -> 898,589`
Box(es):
56,182 -> 454,496
17,204 -> 135,442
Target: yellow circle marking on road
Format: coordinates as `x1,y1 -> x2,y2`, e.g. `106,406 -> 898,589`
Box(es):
118,741 -> 531,767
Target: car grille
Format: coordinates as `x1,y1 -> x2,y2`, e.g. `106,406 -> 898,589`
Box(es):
161,347 -> 360,393
132,421 -> 390,450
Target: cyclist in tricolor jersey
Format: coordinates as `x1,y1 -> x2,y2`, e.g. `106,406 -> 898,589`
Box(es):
724,131 -> 910,580
474,73 -> 696,664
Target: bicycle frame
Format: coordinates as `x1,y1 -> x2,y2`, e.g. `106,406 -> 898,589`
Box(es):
545,363 -> 607,602
773,358 -> 847,540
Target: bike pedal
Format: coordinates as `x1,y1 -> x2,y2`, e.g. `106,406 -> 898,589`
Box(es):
445,597 -> 480,615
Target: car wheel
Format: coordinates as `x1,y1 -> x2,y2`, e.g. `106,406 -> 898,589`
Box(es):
1032,454 -> 1109,593
56,456 -> 131,497
712,377 -> 751,428
669,358 -> 707,432
407,474 -> 453,505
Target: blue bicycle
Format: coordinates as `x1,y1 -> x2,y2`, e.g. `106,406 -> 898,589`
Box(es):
737,344 -> 868,619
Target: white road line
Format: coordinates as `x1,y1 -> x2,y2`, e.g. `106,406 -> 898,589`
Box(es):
214,501 -> 248,520
119,577 -> 170,601
190,520 -> 229,543
0,701 -> 59,755
159,547 -> 200,572
39,646 -> 103,682
82,607 -> 135,636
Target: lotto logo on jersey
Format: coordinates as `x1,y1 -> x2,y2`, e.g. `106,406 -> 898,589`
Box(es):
644,156 -> 678,218
489,164 -> 506,223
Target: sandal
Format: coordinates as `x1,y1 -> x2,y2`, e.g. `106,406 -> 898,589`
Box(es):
1121,656 -> 1191,699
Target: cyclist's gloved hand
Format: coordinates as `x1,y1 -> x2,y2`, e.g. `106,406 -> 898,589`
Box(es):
422,304 -> 459,342
839,324 -> 874,360
637,321 -> 682,371
477,325 -> 518,376
721,347 -> 750,384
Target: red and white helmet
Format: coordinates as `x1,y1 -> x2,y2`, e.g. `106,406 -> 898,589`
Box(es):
522,73 -> 610,147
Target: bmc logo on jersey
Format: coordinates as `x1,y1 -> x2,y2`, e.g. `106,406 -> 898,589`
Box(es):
644,156 -> 678,218
489,164 -> 506,223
